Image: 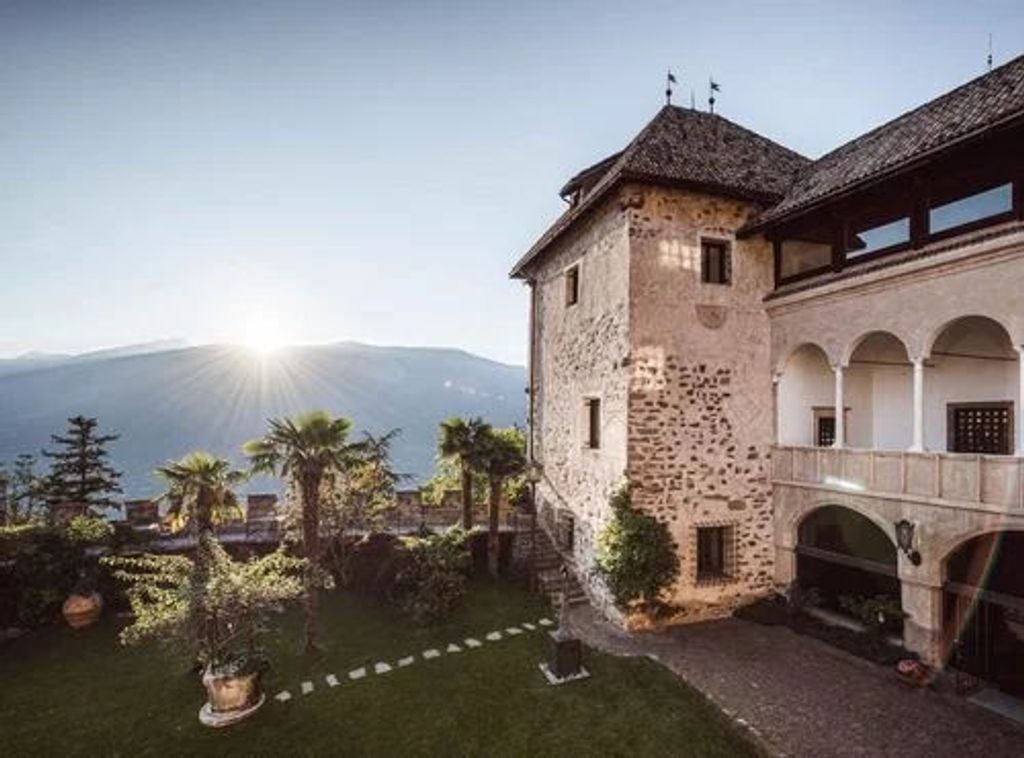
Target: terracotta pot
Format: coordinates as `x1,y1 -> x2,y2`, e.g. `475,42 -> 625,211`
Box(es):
202,667 -> 262,714
62,592 -> 103,629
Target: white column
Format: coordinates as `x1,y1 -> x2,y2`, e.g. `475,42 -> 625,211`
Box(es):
772,372 -> 782,445
910,357 -> 925,452
833,364 -> 845,448
1017,347 -> 1024,456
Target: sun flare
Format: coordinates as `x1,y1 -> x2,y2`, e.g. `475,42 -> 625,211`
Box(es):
234,313 -> 291,357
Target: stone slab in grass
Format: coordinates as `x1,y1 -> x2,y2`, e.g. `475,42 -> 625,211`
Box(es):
522,622 -> 536,631
348,667 -> 367,680
374,662 -> 392,674
301,681 -> 314,695
397,656 -> 415,667
422,649 -> 440,660
506,627 -> 523,635
538,618 -> 553,626
485,631 -> 502,641
464,638 -> 482,648
446,643 -> 462,653
274,691 -> 292,702
326,674 -> 339,687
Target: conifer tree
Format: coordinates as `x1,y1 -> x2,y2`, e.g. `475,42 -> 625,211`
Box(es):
42,415 -> 123,515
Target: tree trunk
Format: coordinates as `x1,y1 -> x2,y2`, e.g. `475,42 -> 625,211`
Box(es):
487,475 -> 501,578
301,470 -> 323,656
461,462 -> 473,530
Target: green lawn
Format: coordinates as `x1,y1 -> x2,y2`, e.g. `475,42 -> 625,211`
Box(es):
0,581 -> 759,757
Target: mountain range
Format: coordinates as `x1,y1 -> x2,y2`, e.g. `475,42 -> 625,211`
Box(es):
0,341 -> 526,499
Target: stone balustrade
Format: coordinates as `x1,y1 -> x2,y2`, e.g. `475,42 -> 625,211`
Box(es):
772,445 -> 1024,513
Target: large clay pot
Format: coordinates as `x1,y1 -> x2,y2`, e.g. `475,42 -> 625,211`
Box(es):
62,592 -> 103,629
199,667 -> 264,727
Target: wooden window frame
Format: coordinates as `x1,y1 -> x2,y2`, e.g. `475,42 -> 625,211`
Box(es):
564,263 -> 580,307
584,397 -> 601,450
700,238 -> 732,286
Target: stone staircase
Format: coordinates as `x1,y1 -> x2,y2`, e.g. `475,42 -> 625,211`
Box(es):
531,527 -> 588,609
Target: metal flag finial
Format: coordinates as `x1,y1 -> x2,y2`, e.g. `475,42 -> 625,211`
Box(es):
988,33 -> 994,72
708,77 -> 721,114
665,69 -> 677,105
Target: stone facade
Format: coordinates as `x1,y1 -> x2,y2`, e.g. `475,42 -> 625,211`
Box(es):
528,183 -> 777,618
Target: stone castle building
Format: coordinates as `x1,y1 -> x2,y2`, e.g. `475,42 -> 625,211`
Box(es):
512,55 -> 1024,693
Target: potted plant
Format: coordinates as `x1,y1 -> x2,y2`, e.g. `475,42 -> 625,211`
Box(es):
104,452 -> 304,726
61,515 -> 114,629
105,534 -> 303,726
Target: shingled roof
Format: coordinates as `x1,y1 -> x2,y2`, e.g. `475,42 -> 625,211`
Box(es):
747,54 -> 1024,232
510,106 -> 809,277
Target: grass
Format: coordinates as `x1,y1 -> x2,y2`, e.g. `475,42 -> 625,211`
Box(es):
0,580 -> 759,757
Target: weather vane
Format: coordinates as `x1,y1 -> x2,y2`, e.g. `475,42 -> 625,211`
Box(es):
708,77 -> 721,114
987,33 -> 993,72
665,69 -> 677,105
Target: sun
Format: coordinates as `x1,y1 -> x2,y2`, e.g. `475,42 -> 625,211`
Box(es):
234,313 -> 290,357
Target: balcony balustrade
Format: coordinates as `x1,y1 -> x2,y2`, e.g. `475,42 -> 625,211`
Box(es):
772,445 -> 1024,512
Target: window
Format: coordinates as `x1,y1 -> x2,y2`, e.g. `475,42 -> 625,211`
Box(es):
929,183 -> 1013,235
813,407 -> 847,447
697,526 -> 734,582
845,216 -> 910,259
565,264 -> 580,306
585,397 -> 601,449
948,402 -> 1013,455
700,239 -> 731,285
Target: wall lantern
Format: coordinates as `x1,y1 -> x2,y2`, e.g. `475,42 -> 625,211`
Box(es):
895,519 -> 922,566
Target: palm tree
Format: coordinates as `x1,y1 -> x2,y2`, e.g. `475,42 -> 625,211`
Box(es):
243,411 -> 364,655
438,417 -> 491,529
157,451 -> 246,539
479,427 -> 526,577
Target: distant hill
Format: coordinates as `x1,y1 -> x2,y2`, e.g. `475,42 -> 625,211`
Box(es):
0,342 -> 526,498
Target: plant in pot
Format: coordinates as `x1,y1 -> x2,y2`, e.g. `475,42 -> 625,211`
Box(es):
103,452 -> 304,726
61,515 -> 114,629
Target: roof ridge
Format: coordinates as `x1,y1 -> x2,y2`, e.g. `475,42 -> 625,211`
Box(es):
811,53 -> 1024,167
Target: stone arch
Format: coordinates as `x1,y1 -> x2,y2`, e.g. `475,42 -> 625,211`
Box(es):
935,525 -> 1024,580
840,329 -> 912,368
774,339 -> 834,376
922,314 -> 1016,360
783,498 -> 896,548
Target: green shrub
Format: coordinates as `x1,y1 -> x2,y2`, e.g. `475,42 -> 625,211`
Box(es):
65,515 -> 115,546
0,525 -> 81,628
595,484 -> 680,610
393,527 -> 470,624
838,593 -> 905,635
343,532 -> 404,597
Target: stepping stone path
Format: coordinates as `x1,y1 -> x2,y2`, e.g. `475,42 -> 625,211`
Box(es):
274,619 -> 554,705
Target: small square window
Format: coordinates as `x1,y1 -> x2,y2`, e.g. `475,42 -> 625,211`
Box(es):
565,265 -> 580,306
701,240 -> 732,285
585,397 -> 601,449
697,525 -> 734,582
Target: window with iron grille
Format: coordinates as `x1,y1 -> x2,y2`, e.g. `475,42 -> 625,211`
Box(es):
697,525 -> 735,582
701,239 -> 732,285
948,402 -> 1013,454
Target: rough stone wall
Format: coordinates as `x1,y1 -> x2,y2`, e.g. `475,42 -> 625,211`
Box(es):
527,191 -> 632,610
625,184 -> 776,619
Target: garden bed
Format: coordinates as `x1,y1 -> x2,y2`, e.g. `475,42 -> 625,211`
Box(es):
735,594 -> 913,667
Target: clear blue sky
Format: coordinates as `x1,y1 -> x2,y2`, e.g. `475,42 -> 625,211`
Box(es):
2,1 -> 1022,364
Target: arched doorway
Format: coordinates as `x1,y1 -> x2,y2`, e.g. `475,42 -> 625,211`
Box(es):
844,332 -> 913,449
943,531 -> 1024,695
796,505 -> 901,629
